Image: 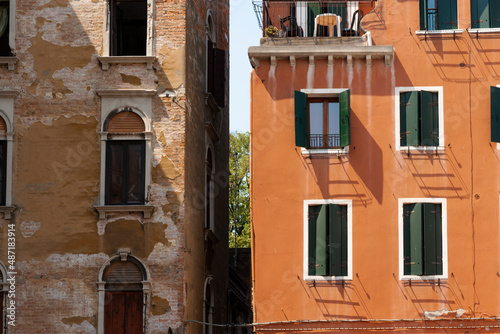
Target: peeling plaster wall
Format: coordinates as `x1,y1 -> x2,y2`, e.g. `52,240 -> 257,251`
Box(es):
0,0 -> 228,331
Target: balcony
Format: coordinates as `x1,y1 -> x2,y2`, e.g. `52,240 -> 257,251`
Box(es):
253,0 -> 377,38
249,0 -> 393,67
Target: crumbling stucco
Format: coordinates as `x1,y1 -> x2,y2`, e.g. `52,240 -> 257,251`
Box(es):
151,295 -> 171,315
158,45 -> 186,91
153,155 -> 181,180
120,73 -> 142,86
27,17 -> 96,97
424,308 -> 467,319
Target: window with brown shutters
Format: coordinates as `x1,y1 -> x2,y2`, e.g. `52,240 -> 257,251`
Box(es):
103,259 -> 145,334
106,111 -> 145,133
104,111 -> 146,205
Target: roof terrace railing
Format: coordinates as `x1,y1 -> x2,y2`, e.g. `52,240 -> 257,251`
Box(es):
252,0 -> 376,38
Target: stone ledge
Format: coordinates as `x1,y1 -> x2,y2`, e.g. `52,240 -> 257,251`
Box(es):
0,206 -> 16,220
93,205 -> 154,220
0,57 -> 18,71
248,44 -> 394,67
97,56 -> 156,70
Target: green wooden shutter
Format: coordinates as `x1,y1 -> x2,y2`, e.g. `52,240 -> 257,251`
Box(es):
491,0 -> 500,29
400,91 -> 420,147
438,0 -> 458,29
419,0 -> 428,30
491,86 -> 500,142
339,89 -> 350,148
423,203 -> 443,276
295,91 -> 308,147
471,0 -> 490,28
420,91 -> 439,146
308,205 -> 328,276
404,203 -> 424,276
308,3 -> 321,37
328,204 -> 348,276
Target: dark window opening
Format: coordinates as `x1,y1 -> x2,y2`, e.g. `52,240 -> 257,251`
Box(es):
0,141 -> 6,206
111,0 -> 147,56
0,1 -> 11,56
207,40 -> 226,107
205,149 -> 213,229
105,141 -> 145,205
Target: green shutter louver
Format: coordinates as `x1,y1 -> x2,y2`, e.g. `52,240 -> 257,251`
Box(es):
400,91 -> 420,147
420,0 -> 428,30
404,203 -> 424,276
491,0 -> 500,29
339,90 -> 350,148
308,205 -> 328,276
438,0 -> 458,29
404,203 -> 443,276
423,203 -> 443,276
295,91 -> 308,147
420,90 -> 439,147
491,86 -> 500,142
471,0 -> 490,28
329,204 -> 348,277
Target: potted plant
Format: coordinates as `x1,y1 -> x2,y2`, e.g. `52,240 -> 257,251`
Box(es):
265,26 -> 279,37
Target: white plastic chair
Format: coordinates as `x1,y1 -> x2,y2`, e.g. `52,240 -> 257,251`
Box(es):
313,14 -> 342,37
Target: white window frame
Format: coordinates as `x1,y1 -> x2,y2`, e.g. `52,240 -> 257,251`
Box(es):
398,197 -> 448,281
0,91 -> 15,209
299,88 -> 350,155
97,251 -> 151,334
94,90 -> 155,220
303,199 -> 353,281
395,86 -> 445,152
0,262 -> 7,334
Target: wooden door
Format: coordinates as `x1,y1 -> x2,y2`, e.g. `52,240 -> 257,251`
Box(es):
104,291 -> 143,334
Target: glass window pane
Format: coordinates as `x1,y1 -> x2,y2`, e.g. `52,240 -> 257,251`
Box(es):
108,143 -> 124,204
126,143 -> 143,203
328,102 -> 340,148
309,102 -> 323,135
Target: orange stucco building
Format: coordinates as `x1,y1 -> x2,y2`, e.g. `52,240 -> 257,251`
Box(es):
249,0 -> 500,332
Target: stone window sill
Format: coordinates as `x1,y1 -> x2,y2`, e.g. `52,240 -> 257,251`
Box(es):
93,205 -> 154,220
468,28 -> 500,34
0,206 -> 15,220
0,57 -> 18,71
97,56 -> 156,70
301,147 -> 349,156
415,29 -> 464,36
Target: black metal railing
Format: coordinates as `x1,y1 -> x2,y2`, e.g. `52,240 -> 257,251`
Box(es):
309,134 -> 341,149
252,0 -> 376,38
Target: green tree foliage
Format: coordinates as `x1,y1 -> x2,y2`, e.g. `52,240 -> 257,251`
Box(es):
229,131 -> 250,248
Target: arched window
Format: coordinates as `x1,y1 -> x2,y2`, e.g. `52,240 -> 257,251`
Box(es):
0,116 -> 7,206
206,12 -> 226,107
0,262 -> 7,332
104,110 -> 146,205
203,276 -> 214,334
97,252 -> 150,334
205,148 -> 214,230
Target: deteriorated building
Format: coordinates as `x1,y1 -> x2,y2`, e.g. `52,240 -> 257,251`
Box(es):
0,0 -> 229,332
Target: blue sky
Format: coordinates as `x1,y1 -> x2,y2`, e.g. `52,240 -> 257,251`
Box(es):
229,0 -> 262,133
